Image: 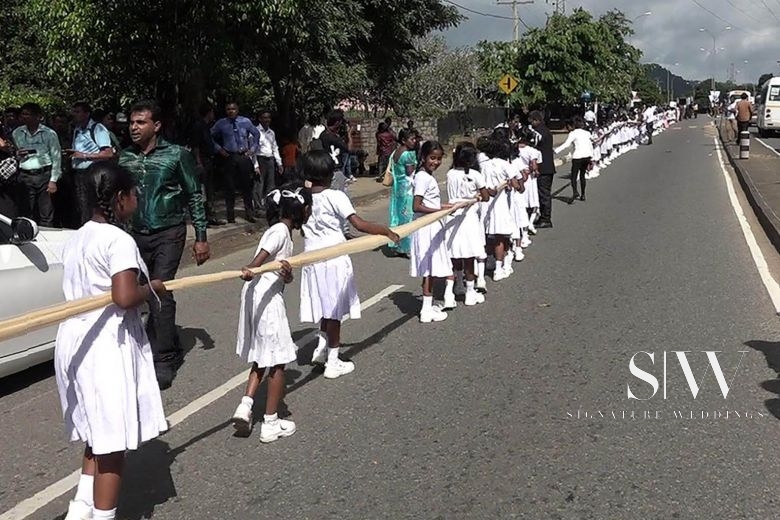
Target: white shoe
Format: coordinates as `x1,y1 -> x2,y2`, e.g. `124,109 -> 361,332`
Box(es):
514,249 -> 525,261
442,294 -> 457,310
465,291 -> 485,306
65,500 -> 93,520
324,358 -> 355,379
493,268 -> 509,281
528,223 -> 537,235
520,237 -> 532,248
231,402 -> 253,436
420,306 -> 448,323
259,418 -> 296,443
505,264 -> 514,275
311,343 -> 327,365
476,277 -> 487,292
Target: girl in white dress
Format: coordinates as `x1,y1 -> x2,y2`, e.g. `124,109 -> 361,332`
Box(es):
509,148 -> 529,262
475,137 -> 493,291
57,163 -> 168,520
445,142 -> 488,307
517,131 -> 541,233
410,140 -> 453,323
300,151 -> 399,379
482,138 -> 516,281
231,186 -> 312,442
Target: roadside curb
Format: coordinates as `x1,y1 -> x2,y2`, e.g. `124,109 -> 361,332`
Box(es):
718,126 -> 780,253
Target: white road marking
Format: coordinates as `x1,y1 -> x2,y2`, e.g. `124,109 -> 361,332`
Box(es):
0,284 -> 405,520
754,136 -> 780,158
714,137 -> 780,314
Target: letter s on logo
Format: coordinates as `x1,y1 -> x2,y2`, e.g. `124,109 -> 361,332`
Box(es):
627,351 -> 659,400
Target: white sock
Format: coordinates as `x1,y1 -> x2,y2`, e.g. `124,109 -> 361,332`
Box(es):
522,229 -> 530,241
241,395 -> 254,408
263,413 -> 278,424
327,346 -> 340,364
93,508 -> 116,520
316,331 -> 327,351
444,279 -> 455,299
74,474 -> 94,507
477,261 -> 486,279
465,280 -> 476,293
496,260 -> 504,271
422,295 -> 433,312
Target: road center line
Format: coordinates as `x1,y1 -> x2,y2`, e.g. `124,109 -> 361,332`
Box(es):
0,283 -> 405,520
713,137 -> 780,314
754,136 -> 780,158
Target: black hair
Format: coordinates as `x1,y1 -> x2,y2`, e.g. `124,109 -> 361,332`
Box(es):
384,116 -> 392,125
264,183 -> 313,228
326,110 -> 344,128
494,139 -> 512,161
85,162 -> 137,227
528,110 -> 544,123
20,102 -> 42,116
257,109 -> 272,118
453,142 -> 479,177
377,122 -> 389,133
397,128 -> 415,144
492,127 -> 511,142
572,116 -> 585,129
476,136 -> 491,154
73,101 -> 92,113
129,99 -> 162,123
198,102 -> 214,118
302,150 -> 336,185
517,126 -> 535,144
741,93 -> 749,100
417,140 -> 444,172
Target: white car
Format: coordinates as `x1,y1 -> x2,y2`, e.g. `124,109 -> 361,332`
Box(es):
0,214 -> 75,378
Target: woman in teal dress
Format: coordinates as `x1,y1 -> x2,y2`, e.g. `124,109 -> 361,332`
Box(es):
387,129 -> 418,257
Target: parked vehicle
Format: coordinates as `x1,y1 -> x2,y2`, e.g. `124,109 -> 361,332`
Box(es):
0,214 -> 74,378
757,77 -> 780,137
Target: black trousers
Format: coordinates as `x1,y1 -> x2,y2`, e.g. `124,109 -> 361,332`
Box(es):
220,154 -> 254,221
537,174 -> 554,224
646,123 -> 654,144
737,120 -> 750,135
17,168 -> 54,227
73,169 -> 93,227
570,157 -> 590,197
253,156 -> 277,210
197,157 -> 218,219
134,224 -> 186,368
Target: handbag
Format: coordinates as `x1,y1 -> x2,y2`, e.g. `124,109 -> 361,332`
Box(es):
0,156 -> 18,184
381,154 -> 394,187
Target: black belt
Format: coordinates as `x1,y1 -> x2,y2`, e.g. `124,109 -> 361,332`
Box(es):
20,166 -> 52,175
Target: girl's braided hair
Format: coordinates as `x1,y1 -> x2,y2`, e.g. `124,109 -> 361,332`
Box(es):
86,162 -> 137,227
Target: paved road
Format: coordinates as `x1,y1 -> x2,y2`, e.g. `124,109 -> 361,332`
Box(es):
3,122 -> 780,518
751,126 -> 780,156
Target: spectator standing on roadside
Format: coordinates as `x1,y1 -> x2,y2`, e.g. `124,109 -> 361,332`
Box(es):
725,99 -> 738,142
101,112 -> 123,150
642,104 -> 657,145
12,102 -> 62,227
254,110 -> 282,210
2,107 -> 21,138
189,102 -> 225,227
210,101 -> 259,223
528,110 -> 555,228
298,116 -> 315,154
119,99 -> 210,389
375,122 -> 396,182
735,93 -> 753,139
69,102 -> 115,226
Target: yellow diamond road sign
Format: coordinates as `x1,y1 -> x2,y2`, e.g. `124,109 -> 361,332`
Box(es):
498,74 -> 519,95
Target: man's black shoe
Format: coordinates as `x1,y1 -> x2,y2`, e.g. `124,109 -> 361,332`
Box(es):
536,221 -> 553,229
245,213 -> 257,223
155,365 -> 175,390
579,195 -> 586,202
208,218 -> 227,227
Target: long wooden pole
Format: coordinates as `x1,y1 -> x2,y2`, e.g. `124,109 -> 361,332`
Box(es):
0,202 -> 473,343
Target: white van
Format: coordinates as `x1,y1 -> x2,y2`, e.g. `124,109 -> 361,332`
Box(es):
757,77 -> 780,137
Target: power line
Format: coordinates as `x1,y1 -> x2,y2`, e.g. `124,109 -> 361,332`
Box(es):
759,0 -> 780,23
688,0 -> 758,35
724,0 -> 765,24
442,0 -> 532,30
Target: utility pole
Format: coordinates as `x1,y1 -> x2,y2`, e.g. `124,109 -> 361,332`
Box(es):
497,0 -> 534,41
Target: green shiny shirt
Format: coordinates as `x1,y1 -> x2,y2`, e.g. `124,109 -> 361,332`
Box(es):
118,138 -> 207,241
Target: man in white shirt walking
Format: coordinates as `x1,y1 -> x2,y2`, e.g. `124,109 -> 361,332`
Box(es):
254,110 -> 282,210
555,116 -> 593,203
642,105 -> 657,145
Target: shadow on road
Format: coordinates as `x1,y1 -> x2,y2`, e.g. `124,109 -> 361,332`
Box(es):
0,360 -> 54,398
744,340 -> 780,420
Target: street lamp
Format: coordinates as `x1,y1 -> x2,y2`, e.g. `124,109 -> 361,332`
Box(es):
699,26 -> 732,90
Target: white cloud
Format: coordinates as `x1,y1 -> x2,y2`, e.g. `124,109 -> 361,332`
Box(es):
441,0 -> 779,85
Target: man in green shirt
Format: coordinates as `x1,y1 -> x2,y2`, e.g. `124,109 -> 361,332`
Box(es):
119,99 -> 210,389
11,102 -> 62,227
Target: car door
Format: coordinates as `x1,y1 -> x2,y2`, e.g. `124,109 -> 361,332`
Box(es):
0,220 -> 68,375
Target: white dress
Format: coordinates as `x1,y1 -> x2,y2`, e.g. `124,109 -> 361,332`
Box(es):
518,146 -> 541,208
236,223 -> 297,367
300,189 -> 361,322
410,170 -> 453,278
445,168 -> 486,259
482,158 -> 515,236
509,158 -> 530,238
54,221 -> 167,455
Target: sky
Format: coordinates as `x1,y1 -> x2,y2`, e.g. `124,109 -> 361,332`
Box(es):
441,0 -> 779,86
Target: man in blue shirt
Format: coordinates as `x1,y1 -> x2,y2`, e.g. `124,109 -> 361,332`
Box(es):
210,101 -> 260,223
68,102 -> 115,225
